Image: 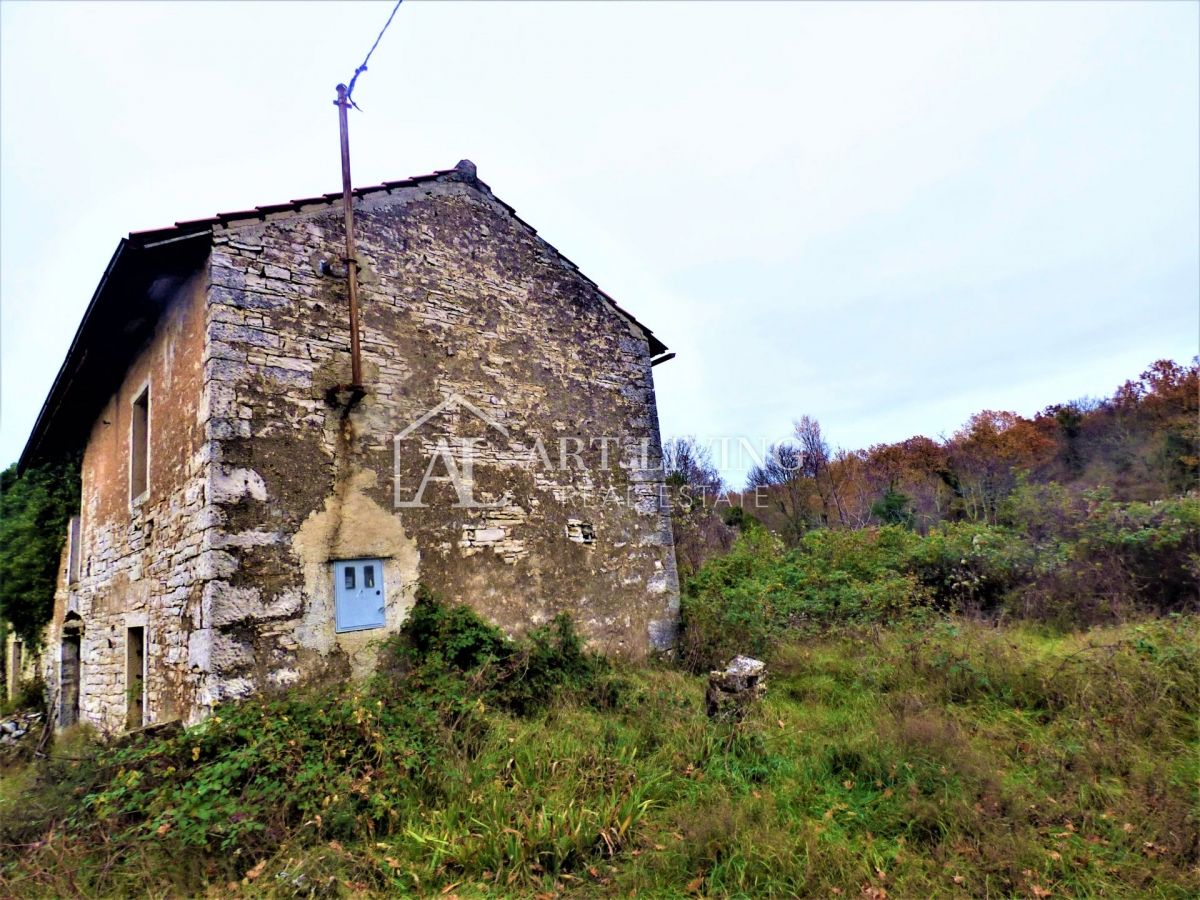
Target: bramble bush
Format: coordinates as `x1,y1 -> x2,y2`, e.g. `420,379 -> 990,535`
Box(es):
399,588 -> 621,716
680,488 -> 1200,670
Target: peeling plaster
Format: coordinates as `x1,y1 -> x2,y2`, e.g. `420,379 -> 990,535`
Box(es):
292,468 -> 421,678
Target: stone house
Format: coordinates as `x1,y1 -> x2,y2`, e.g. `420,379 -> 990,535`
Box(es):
18,160 -> 679,732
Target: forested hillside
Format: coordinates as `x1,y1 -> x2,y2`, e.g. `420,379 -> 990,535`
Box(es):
751,358 -> 1197,530
667,358 -> 1198,577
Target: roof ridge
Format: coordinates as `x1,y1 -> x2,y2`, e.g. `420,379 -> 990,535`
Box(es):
129,161 -> 480,243
125,159 -> 665,353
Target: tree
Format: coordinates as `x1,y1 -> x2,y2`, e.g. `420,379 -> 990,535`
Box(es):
661,438 -> 734,578
745,442 -> 816,543
663,437 -> 724,501
870,485 -> 915,528
0,457 -> 81,646
795,416 -> 855,527
948,411 -> 1056,523
864,436 -> 948,527
746,442 -> 800,489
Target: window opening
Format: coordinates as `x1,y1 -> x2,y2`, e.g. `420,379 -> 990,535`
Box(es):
68,515 -> 82,584
131,387 -> 150,501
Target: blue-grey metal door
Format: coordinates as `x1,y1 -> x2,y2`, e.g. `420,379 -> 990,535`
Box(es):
334,559 -> 386,632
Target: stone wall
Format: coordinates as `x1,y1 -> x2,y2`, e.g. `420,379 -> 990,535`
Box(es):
40,164 -> 679,728
43,271 -> 214,731
196,168 -> 679,711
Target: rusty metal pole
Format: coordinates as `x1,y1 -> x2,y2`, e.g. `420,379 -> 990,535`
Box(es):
335,83 -> 364,390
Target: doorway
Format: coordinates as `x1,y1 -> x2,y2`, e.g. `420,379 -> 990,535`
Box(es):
60,632 -> 81,728
126,626 -> 145,729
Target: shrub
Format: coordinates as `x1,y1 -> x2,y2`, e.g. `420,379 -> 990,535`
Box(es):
680,526 -> 930,671
908,521 -> 1038,613
681,489 -> 1200,667
395,590 -> 619,715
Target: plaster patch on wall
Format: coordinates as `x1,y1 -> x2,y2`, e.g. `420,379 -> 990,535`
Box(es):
212,467 -> 268,504
291,468 -> 420,677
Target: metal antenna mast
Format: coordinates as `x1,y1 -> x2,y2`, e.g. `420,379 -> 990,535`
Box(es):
335,82 -> 363,391
334,0 -> 403,393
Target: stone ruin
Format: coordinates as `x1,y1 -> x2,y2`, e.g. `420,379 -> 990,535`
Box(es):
705,655 -> 767,720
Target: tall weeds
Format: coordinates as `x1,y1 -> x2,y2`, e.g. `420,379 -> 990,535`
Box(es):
3,616 -> 1197,898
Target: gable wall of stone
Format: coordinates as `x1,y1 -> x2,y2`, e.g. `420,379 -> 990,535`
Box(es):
196,179 -> 679,708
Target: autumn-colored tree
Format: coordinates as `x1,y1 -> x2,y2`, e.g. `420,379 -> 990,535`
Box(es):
730,358 -> 1194,544
947,411 -> 1057,523
863,436 -> 949,528
662,437 -> 735,577
794,416 -> 851,527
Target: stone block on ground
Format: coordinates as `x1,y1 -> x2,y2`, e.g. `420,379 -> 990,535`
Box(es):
705,655 -> 767,720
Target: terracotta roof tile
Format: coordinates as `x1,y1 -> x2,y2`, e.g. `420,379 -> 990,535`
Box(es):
129,168 -> 461,243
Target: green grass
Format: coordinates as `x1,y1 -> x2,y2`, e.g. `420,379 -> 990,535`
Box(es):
2,615 -> 1197,899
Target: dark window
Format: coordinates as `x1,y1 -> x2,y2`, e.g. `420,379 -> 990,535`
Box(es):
68,516 -> 82,584
131,388 -> 149,501
344,567 -> 356,590
363,565 -> 375,588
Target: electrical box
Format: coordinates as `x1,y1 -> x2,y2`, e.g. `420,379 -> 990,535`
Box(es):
333,558 -> 386,633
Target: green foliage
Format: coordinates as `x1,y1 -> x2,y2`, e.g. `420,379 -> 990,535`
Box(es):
681,488 -> 1200,669
400,586 -> 512,671
1155,425 -> 1200,493
4,619 -> 1198,898
0,457 -> 81,646
871,486 -> 915,528
0,598 -> 628,894
396,589 -> 620,716
680,526 -> 925,671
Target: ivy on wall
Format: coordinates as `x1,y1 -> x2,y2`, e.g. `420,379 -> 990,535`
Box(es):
0,456 -> 81,647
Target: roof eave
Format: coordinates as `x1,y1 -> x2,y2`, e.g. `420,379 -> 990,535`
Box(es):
17,230 -> 212,473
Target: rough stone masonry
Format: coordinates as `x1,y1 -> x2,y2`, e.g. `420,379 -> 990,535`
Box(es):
26,160 -> 679,733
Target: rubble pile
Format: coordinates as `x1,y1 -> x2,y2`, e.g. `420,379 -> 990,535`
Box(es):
0,709 -> 43,748
705,656 -> 767,721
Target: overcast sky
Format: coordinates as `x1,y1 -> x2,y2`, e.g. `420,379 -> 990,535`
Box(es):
2,1 -> 1197,482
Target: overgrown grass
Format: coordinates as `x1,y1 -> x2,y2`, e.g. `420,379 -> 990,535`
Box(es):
2,612 -> 1197,898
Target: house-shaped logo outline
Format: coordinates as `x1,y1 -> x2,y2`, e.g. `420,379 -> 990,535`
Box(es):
393,393 -> 511,509
394,393 -> 510,442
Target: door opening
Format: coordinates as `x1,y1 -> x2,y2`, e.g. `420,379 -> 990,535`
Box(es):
61,630 -> 81,728
126,626 -> 145,729
6,638 -> 22,700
